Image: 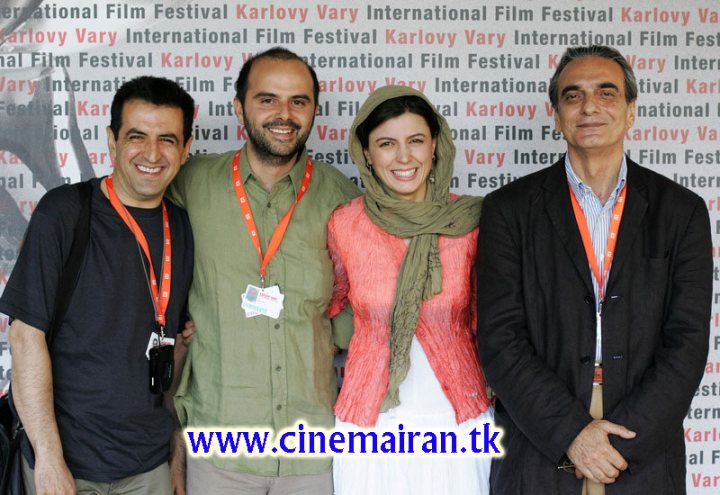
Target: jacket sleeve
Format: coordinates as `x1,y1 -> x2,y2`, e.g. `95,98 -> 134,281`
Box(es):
476,192 -> 592,463
606,197 -> 712,467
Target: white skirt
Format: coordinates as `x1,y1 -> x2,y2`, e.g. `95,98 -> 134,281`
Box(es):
334,337 -> 493,495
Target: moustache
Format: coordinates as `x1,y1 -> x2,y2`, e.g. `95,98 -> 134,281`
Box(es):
263,120 -> 301,131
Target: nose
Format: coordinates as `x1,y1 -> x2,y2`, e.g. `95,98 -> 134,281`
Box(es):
276,100 -> 290,120
396,143 -> 411,163
145,138 -> 161,162
581,93 -> 599,115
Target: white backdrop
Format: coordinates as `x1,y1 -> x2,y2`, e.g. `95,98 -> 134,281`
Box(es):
0,0 -> 718,490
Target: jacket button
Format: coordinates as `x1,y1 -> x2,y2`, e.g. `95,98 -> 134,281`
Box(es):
584,296 -> 594,305
580,356 -> 593,364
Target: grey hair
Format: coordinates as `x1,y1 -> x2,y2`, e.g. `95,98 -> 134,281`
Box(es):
548,45 -> 637,111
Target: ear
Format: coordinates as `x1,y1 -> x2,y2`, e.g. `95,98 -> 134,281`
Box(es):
233,97 -> 244,125
553,109 -> 561,132
106,126 -> 117,163
181,137 -> 193,165
363,148 -> 371,165
626,100 -> 636,129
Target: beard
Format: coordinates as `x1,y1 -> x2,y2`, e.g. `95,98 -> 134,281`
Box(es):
243,110 -> 313,166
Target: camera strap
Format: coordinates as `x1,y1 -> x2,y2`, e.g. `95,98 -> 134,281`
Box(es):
46,181 -> 94,349
8,181 -> 93,461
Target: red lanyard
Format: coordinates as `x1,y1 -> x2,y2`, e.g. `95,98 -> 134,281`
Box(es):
105,176 -> 172,328
231,150 -> 313,284
568,183 -> 627,302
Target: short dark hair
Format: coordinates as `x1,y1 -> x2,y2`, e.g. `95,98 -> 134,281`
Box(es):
355,95 -> 440,150
234,47 -> 319,106
548,45 -> 637,111
109,76 -> 195,144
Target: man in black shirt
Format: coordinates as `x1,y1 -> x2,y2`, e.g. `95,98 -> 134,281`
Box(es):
0,76 -> 195,495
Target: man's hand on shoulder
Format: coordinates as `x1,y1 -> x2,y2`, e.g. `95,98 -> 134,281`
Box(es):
178,319 -> 196,346
34,453 -> 75,495
567,419 -> 636,484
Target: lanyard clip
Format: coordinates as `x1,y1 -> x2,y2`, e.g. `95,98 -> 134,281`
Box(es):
155,322 -> 166,341
260,275 -> 265,289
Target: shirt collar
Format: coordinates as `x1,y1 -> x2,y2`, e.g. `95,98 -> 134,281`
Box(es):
239,145 -> 310,195
565,153 -> 627,205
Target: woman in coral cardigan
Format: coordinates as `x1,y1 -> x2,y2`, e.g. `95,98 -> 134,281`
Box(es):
327,85 -> 493,495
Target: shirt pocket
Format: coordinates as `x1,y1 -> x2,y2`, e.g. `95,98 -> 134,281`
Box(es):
288,245 -> 334,308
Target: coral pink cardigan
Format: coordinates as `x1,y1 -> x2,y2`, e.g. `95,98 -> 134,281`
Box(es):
327,197 -> 492,427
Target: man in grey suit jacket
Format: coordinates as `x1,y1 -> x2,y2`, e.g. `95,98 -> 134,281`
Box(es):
477,45 -> 711,495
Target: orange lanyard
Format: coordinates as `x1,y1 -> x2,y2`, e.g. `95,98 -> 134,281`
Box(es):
105,176 -> 172,328
231,150 -> 313,285
568,183 -> 627,303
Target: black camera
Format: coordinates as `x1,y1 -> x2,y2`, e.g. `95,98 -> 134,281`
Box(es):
148,344 -> 174,394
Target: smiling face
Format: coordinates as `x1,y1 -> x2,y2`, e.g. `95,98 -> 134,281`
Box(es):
106,99 -> 191,208
554,56 -> 635,159
233,57 -> 317,168
364,111 -> 437,202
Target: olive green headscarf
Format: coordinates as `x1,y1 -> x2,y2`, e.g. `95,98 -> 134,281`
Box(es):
348,85 -> 483,412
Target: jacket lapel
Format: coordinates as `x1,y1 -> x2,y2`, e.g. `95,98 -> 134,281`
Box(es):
543,159 -> 595,295
605,158 -> 648,294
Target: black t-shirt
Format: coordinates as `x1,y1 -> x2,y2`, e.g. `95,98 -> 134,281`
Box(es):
0,178 -> 194,482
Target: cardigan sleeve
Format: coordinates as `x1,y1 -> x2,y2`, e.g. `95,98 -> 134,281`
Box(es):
327,211 -> 353,348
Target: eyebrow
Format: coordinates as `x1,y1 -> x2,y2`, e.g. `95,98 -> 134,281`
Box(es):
253,91 -> 312,102
159,133 -> 180,142
374,132 -> 427,142
560,85 -> 581,97
560,81 -> 620,97
598,82 -> 620,91
407,132 -> 427,138
125,128 -> 179,142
